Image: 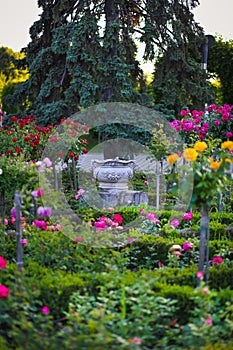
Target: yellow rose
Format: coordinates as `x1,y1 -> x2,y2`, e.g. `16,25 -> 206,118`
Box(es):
194,141 -> 207,152
221,141 -> 233,150
167,153 -> 180,164
183,148 -> 198,162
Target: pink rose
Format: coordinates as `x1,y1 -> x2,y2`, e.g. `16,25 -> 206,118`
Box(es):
183,212 -> 192,220
131,337 -> 141,345
75,237 -> 83,243
146,212 -> 157,221
205,317 -> 212,325
0,285 -> 9,298
214,119 -> 220,126
127,238 -> 135,243
0,256 -> 7,269
196,271 -> 203,279
170,219 -> 180,227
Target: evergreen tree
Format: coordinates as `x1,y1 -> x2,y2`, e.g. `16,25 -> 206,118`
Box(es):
11,0 -> 210,125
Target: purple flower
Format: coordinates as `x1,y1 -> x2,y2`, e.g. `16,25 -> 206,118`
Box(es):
11,207 -> 16,218
37,206 -> 52,217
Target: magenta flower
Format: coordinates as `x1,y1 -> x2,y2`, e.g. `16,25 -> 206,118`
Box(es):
212,256 -> 223,266
170,219 -> 180,227
144,180 -> 149,185
214,119 -> 220,126
226,131 -> 233,138
0,256 -> 7,269
182,241 -> 193,251
205,317 -> 212,325
34,220 -> 48,230
139,209 -> 145,214
21,238 -> 28,245
41,306 -> 50,315
4,218 -> 8,225
183,212 -> 192,220
0,285 -> 9,298
94,221 -> 108,230
127,237 -> 135,243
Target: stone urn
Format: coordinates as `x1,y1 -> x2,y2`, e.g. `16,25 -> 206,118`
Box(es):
92,157 -> 135,191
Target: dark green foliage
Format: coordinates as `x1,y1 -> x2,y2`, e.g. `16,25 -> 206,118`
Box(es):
208,36 -> 233,105
6,0 -> 215,125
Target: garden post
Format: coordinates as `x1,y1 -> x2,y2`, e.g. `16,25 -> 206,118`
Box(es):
15,190 -> 23,272
72,157 -> 77,192
0,191 -> 5,225
198,204 -> 210,285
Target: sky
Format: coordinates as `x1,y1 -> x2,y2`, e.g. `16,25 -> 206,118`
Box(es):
0,0 -> 233,72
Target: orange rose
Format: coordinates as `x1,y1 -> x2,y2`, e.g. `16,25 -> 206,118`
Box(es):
167,153 -> 180,164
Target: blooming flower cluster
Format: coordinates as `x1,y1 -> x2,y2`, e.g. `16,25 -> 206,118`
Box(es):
170,104 -> 233,142
93,213 -> 124,231
0,256 -> 9,298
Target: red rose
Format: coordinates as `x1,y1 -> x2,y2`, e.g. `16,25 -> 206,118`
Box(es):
0,256 -> 7,269
15,147 -> 21,153
0,285 -> 9,298
10,116 -> 18,122
69,152 -> 75,158
113,213 -> 123,224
